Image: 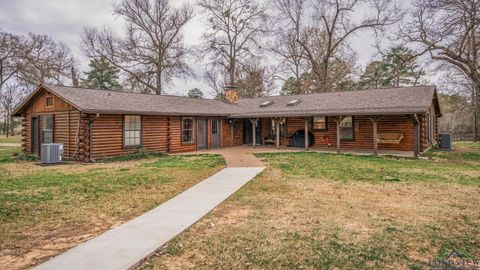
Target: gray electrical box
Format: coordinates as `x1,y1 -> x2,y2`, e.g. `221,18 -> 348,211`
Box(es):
41,144 -> 64,164
438,133 -> 452,150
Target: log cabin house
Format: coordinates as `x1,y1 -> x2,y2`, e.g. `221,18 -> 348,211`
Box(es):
13,84 -> 441,161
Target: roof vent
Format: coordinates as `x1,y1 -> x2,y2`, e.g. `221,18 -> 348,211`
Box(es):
260,100 -> 273,108
287,99 -> 301,106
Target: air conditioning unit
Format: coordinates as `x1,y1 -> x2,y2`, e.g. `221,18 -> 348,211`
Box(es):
41,143 -> 64,164
438,133 -> 453,150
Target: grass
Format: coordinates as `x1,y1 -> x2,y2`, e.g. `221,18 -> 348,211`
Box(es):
0,153 -> 225,270
0,135 -> 21,144
424,141 -> 480,163
142,142 -> 480,270
0,146 -> 22,163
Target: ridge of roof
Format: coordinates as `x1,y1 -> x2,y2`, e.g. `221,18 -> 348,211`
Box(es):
43,84 -> 223,101
238,85 -> 436,101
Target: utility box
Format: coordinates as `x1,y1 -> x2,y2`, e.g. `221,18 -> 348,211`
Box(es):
41,144 -> 64,164
438,133 -> 453,150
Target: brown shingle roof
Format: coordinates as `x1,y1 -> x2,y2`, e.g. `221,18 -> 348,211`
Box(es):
13,84 -> 440,117
231,85 -> 439,117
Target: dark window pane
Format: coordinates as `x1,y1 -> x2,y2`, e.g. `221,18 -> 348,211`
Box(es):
340,116 -> 353,140
46,97 -> 54,107
182,118 -> 194,143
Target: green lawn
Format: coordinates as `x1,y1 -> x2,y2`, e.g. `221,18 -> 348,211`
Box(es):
0,152 -> 224,270
143,142 -> 480,270
0,135 -> 21,144
0,147 -> 21,163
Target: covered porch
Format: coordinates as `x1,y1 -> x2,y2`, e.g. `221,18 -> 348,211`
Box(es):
227,114 -> 421,157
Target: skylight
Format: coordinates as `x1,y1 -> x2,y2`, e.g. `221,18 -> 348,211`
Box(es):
260,100 -> 274,108
287,99 -> 302,106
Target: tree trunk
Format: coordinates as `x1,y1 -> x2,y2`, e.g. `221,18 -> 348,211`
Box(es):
156,69 -> 162,95
321,59 -> 329,91
474,110 -> 479,142
229,56 -> 235,86
5,116 -> 9,138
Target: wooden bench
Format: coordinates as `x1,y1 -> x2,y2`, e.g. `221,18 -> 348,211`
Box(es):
377,133 -> 404,144
264,137 -> 275,145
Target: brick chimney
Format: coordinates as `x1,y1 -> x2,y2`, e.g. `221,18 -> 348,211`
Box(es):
224,85 -> 239,104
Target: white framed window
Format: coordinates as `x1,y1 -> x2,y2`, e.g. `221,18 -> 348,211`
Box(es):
340,116 -> 354,140
124,115 -> 141,146
313,116 -> 327,130
42,115 -> 53,143
182,117 -> 194,143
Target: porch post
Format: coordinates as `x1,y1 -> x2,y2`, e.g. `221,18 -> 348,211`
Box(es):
275,118 -> 280,149
334,116 -> 344,154
413,114 -> 420,158
230,119 -> 235,147
303,117 -> 310,150
250,118 -> 258,148
369,116 -> 382,155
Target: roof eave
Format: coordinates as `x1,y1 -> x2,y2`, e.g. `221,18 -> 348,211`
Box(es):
81,109 -> 231,117
228,109 -> 430,119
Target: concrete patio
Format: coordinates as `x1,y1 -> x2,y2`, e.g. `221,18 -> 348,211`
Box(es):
179,146 -> 415,165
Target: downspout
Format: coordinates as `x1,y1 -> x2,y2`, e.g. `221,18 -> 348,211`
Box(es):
73,114 -> 82,159
413,114 -> 420,158
67,107 -> 70,159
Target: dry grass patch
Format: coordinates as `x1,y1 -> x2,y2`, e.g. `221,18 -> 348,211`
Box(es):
0,154 -> 224,270
0,135 -> 21,144
142,143 -> 480,270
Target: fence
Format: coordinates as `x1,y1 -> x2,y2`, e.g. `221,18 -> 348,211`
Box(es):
451,133 -> 476,141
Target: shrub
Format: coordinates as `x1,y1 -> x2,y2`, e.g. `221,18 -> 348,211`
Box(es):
98,150 -> 167,163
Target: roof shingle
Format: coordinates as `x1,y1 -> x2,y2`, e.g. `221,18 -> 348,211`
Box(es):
13,84 -> 439,117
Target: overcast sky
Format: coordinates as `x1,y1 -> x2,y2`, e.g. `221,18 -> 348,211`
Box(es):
0,0 -> 388,97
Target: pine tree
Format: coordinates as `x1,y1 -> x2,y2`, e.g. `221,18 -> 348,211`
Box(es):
359,61 -> 391,89
82,58 -> 120,90
359,46 -> 425,89
187,88 -> 204,98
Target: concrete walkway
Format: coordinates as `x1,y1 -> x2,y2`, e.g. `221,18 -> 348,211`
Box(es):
34,167 -> 264,270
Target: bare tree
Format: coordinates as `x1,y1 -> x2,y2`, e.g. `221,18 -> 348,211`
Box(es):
235,61 -> 274,98
0,31 -> 23,92
399,0 -> 480,141
0,83 -> 26,136
271,0 -> 309,93
18,33 -> 75,86
82,0 -> 193,95
198,0 -> 269,90
296,0 -> 398,91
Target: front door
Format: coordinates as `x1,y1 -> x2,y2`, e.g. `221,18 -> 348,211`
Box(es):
197,118 -> 208,150
243,119 -> 262,145
31,117 -> 39,155
211,118 -> 221,149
